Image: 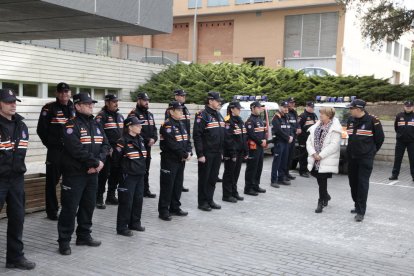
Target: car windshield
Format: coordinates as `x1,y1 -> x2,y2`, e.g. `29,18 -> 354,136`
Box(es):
314,106 -> 349,126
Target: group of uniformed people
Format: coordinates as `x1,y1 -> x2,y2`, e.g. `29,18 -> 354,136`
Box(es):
0,81 -> 411,270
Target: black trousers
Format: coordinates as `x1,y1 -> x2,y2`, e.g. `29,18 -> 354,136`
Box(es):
244,147 -> 263,191
287,138 -> 296,173
0,175 -> 25,263
298,144 -> 309,174
144,146 -> 152,194
117,174 -> 144,232
348,158 -> 374,215
97,155 -> 121,197
391,140 -> 414,177
222,153 -> 243,198
198,152 -> 222,206
158,157 -> 184,216
45,147 -> 63,217
57,174 -> 98,244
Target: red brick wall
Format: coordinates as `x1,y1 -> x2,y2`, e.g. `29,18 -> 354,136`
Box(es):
153,23 -> 190,61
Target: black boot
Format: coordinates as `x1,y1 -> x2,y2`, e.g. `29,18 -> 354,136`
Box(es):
315,200 -> 323,213
105,192 -> 118,205
323,193 -> 331,207
96,194 -> 106,209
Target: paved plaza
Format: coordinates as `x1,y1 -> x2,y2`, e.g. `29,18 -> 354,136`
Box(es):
1,152 -> 414,275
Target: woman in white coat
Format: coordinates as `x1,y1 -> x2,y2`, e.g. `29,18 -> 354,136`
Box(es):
306,107 -> 342,213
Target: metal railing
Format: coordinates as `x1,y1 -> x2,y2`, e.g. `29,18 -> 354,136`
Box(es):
16,37 -> 179,66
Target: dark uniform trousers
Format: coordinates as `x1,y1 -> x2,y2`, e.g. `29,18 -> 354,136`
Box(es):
144,145 -> 152,194
392,140 -> 414,177
158,157 -> 184,216
116,174 -> 144,232
287,140 -> 296,172
245,147 -> 264,191
271,142 -> 289,183
0,175 -> 25,263
45,147 -> 63,217
97,155 -> 121,196
298,139 -> 308,174
348,158 -> 374,215
222,153 -> 243,198
57,174 -> 98,244
198,153 -> 222,206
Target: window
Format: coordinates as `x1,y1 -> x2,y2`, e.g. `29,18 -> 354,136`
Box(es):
94,89 -> 105,100
244,58 -> 265,66
386,40 -> 392,54
236,0 -> 272,4
208,0 -> 229,6
404,47 -> 410,62
188,0 -> 202,8
23,83 -> 38,97
48,85 -> 56,98
394,42 -> 400,58
284,12 -> 338,58
2,82 -> 19,93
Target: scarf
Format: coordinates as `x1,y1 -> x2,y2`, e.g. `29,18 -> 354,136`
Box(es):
313,121 -> 332,170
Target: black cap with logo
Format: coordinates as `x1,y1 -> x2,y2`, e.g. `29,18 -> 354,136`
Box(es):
347,99 -> 366,109
207,91 -> 223,101
280,100 -> 289,107
168,101 -> 184,109
404,100 -> 413,107
174,89 -> 187,96
57,82 -> 70,92
306,101 -> 315,108
124,116 -> 145,127
228,101 -> 242,109
73,93 -> 97,104
137,92 -> 150,100
0,88 -> 21,102
105,94 -> 118,101
250,101 -> 265,109
287,97 -> 295,103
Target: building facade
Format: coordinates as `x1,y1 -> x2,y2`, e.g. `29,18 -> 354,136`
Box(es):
120,0 -> 412,84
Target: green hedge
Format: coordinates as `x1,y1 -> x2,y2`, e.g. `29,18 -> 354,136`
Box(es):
132,63 -> 414,105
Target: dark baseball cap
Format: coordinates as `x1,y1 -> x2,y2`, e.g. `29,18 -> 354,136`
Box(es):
57,82 -> 70,92
124,117 -> 144,127
280,100 -> 289,107
347,99 -> 366,109
137,92 -> 150,100
287,97 -> 295,103
73,93 -> 97,104
228,101 -> 242,109
207,91 -> 223,101
250,101 -> 265,109
105,94 -> 118,101
404,100 -> 413,107
174,89 -> 187,96
0,88 -> 21,102
168,101 -> 184,109
306,101 -> 315,108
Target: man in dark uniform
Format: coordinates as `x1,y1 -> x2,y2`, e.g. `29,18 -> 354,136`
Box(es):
165,89 -> 191,192
37,82 -> 75,220
158,101 -> 192,221
389,100 -> 414,181
346,99 -> 384,222
297,101 -> 318,178
193,91 -> 225,211
128,92 -> 157,198
270,100 -> 293,188
286,97 -> 298,180
0,89 -> 36,270
58,93 -> 110,255
95,94 -> 124,209
244,101 -> 267,196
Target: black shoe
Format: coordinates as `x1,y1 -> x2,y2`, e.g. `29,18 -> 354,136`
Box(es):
233,194 -> 244,201
222,196 -> 237,203
96,195 -> 106,209
182,186 -> 189,192
271,182 -> 280,188
277,180 -> 291,186
170,209 -> 188,216
287,174 -> 296,180
350,208 -> 357,214
76,238 -> 101,247
58,243 -> 71,256
315,200 -> 323,213
144,191 -> 156,198
323,193 -> 331,207
244,189 -> 259,196
254,187 -> 266,193
354,214 -> 364,222
159,214 -> 172,221
300,172 -> 310,178
117,229 -> 134,237
105,194 -> 118,205
6,257 -> 36,270
389,175 -> 398,180
216,177 -> 223,183
198,203 -> 212,211
129,225 -> 146,232
47,213 -> 58,221
209,201 -> 221,209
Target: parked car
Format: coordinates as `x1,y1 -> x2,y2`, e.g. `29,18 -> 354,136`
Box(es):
299,67 -> 338,77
